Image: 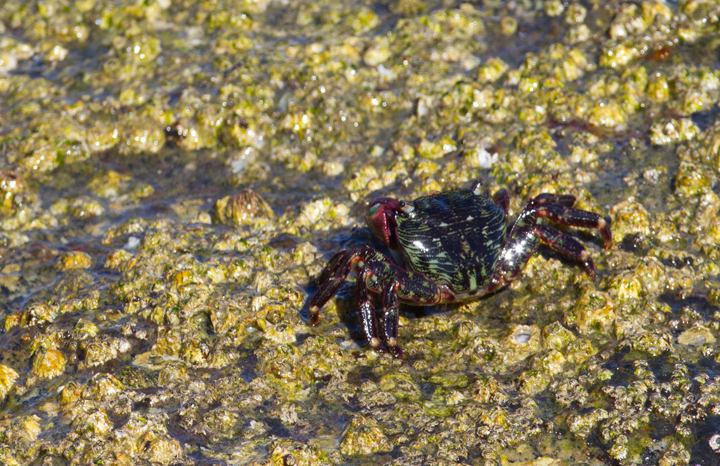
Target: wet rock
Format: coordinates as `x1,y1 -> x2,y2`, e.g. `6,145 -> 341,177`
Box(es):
674,161 -> 714,197
379,372 -> 421,402
634,257 -> 668,296
340,415 -> 393,456
0,449 -> 19,466
56,251 -> 93,271
156,361 -> 189,387
71,408 -> 113,436
542,322 -> 577,351
116,366 -> 156,390
609,3 -> 654,40
473,376 -> 509,405
117,412 -> 183,465
568,409 -> 610,438
87,170 -> 133,198
2,1 -> 720,464
267,439 -> 337,466
0,37 -> 33,73
647,73 -> 670,102
30,348 -> 66,380
0,365 -> 18,398
80,336 -> 131,369
5,415 -> 41,445
5,302 -> 58,330
545,0 -> 564,17
104,248 -> 132,270
290,198 -> 351,231
363,36 -> 391,67
502,325 -> 541,365
599,43 -> 636,69
119,117 -> 166,155
566,289 -> 616,335
477,57 -> 509,83
607,270 -> 643,303
258,320 -> 297,345
610,201 -> 650,244
533,349 -> 567,377
0,170 -> 32,217
678,325 -> 716,346
649,119 -> 699,145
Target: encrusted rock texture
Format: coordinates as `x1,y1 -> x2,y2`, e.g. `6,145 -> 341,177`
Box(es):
1,0 -> 720,465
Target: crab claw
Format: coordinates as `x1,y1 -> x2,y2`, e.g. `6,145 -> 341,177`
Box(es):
365,197 -> 401,249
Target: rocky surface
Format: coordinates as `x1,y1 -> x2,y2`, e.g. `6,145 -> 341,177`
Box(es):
1,0 -> 720,465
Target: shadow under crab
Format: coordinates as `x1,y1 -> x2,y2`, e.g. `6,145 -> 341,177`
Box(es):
309,181 -> 612,359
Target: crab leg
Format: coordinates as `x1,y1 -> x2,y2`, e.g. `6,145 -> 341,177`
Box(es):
360,257 -> 440,358
533,193 -> 576,207
356,269 -> 386,352
487,196 -> 611,291
309,246 -> 441,357
531,198 -> 612,248
489,226 -> 540,289
308,249 -> 356,325
360,259 -> 442,357
492,189 -> 510,216
532,224 -> 596,278
381,281 -> 404,358
308,247 -> 392,323
352,270 -> 406,358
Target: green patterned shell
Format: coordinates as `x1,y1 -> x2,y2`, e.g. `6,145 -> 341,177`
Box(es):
395,188 -> 506,295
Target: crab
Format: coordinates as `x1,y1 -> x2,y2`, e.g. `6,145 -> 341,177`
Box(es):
308,181 -> 612,358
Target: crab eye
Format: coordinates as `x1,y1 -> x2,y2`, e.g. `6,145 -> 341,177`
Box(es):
399,202 -> 415,215
368,204 -> 381,216
472,181 -> 483,196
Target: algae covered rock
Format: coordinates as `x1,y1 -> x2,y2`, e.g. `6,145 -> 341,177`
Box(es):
30,348 -> 66,381
268,439 -> 338,466
56,251 -> 93,271
501,324 -> 541,365
340,415 -> 393,456
649,118 -> 699,145
565,289 -> 616,335
610,201 -> 650,243
1,0 -> 720,464
0,170 -> 33,217
0,365 -> 19,399
677,324 -> 716,347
